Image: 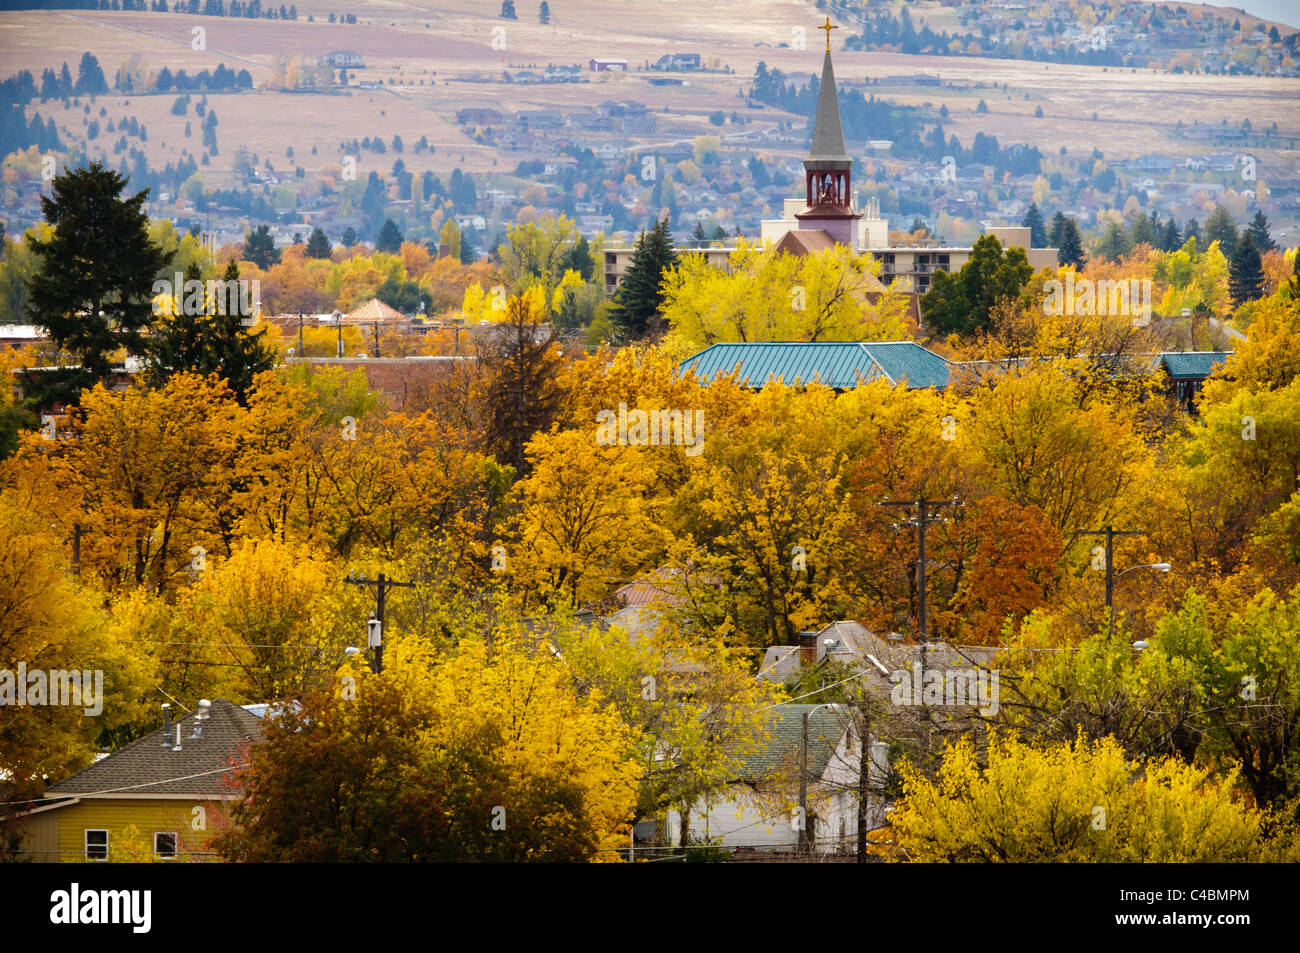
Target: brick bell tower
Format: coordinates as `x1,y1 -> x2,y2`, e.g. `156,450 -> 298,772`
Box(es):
794,19 -> 861,250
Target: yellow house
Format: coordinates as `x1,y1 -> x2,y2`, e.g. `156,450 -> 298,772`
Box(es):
12,699 -> 262,863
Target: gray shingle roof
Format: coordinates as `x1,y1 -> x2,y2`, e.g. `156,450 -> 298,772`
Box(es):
740,704 -> 849,781
45,699 -> 263,798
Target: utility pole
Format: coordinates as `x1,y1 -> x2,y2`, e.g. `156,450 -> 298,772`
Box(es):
1077,526 -> 1146,639
856,707 -> 870,863
799,709 -> 811,854
880,497 -> 963,645
342,571 -> 415,673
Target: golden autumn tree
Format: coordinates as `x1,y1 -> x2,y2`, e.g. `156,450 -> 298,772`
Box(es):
661,242 -> 908,346
0,492 -> 153,797
506,427 -> 666,609
889,731 -> 1289,862
39,373 -> 244,593
163,537 -> 354,703
215,634 -> 641,862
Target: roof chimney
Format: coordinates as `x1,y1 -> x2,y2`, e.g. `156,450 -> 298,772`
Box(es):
159,703 -> 171,748
798,631 -> 818,666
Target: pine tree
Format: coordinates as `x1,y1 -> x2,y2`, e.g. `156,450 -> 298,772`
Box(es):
24,161 -> 170,406
1022,202 -> 1047,247
1182,218 -> 1200,246
1128,211 -> 1158,248
1228,231 -> 1264,306
161,261 -> 272,399
341,226 -> 357,247
691,220 -> 707,248
1248,210 -> 1276,253
1204,204 -> 1238,257
609,217 -> 678,339
305,226 -> 332,259
1047,210 -> 1068,248
243,224 -> 280,268
375,218 -> 403,253
539,1 -> 550,23
1056,218 -> 1085,267
1158,217 -> 1181,252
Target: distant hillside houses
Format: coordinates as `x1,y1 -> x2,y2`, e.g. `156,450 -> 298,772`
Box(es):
318,50 -> 363,68
652,52 -> 701,71
589,57 -> 628,72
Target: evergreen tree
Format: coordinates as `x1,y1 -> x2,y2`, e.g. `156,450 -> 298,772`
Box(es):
376,218 -> 404,253
1056,218 -> 1085,267
691,220 -> 707,248
561,233 -> 594,280
243,224 -> 279,268
146,259 -> 274,404
1158,217 -> 1181,252
1047,210 -> 1068,247
75,52 -> 109,94
1228,231 -> 1265,306
24,162 -> 170,406
609,217 -> 678,339
1248,210 -> 1276,253
1096,221 -> 1132,262
341,226 -> 358,247
1182,217 -> 1200,246
305,226 -> 332,259
1128,211 -> 1158,248
459,225 -> 479,264
1204,204 -> 1238,257
1021,202 -> 1047,247
499,0 -> 517,18
539,1 -> 550,23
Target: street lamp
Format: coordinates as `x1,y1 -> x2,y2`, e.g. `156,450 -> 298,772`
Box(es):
1109,562 -> 1171,639
799,702 -> 840,853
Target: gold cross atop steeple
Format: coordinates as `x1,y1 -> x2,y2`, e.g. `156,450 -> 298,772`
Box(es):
818,16 -> 838,53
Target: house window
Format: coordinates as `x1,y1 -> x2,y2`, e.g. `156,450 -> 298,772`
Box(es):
85,829 -> 108,861
154,832 -> 178,860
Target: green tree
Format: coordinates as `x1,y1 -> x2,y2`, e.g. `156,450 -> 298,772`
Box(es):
1248,210 -> 1277,253
1204,204 -> 1238,258
1056,218 -> 1085,267
1228,231 -> 1265,306
539,1 -> 550,23
145,259 -> 275,405
1021,202 -> 1047,247
1047,210 -> 1067,247
24,162 -> 170,405
921,234 -> 1032,337
1095,220 -> 1132,262
341,225 -> 358,247
376,218 -> 404,253
243,224 -> 280,269
1128,211 -> 1158,249
304,226 -> 332,260
609,217 -> 678,339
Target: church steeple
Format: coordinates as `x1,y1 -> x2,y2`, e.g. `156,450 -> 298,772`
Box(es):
809,49 -> 848,162
794,31 -> 860,247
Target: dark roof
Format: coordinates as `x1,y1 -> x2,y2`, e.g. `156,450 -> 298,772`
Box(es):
740,704 -> 848,780
680,341 -> 951,390
809,50 -> 848,161
45,699 -> 263,798
1158,351 -> 1232,379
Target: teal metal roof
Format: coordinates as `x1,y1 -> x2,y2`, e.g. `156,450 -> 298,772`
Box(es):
680,342 -> 951,390
1158,351 -> 1232,380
